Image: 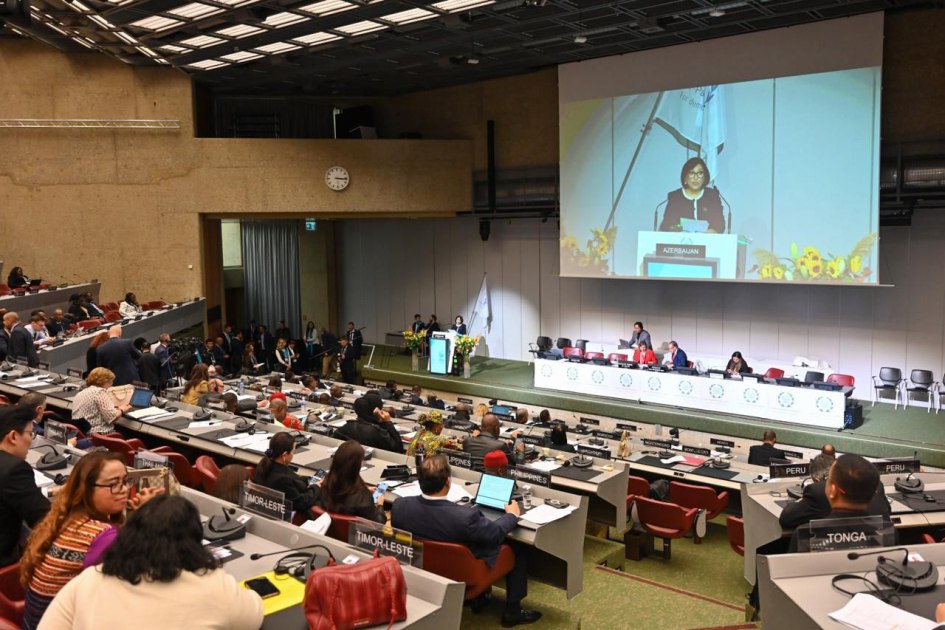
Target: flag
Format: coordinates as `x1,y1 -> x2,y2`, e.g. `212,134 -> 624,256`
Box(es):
653,85 -> 727,181
467,274 -> 492,341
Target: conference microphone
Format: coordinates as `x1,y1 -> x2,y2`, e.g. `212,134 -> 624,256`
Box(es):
203,506 -> 246,542
848,547 -> 939,590
34,443 -> 70,471
250,543 -> 335,562
894,451 -> 924,494
717,188 -> 733,234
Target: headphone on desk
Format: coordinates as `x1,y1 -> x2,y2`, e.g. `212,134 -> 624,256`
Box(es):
274,545 -> 335,582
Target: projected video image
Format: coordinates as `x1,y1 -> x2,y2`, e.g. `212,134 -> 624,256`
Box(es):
559,67 -> 881,284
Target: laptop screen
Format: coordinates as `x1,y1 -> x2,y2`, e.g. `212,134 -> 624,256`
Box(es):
129,387 -> 153,408
474,473 -> 515,510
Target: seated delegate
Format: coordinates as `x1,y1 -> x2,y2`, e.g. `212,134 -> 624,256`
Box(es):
252,432 -> 320,514
37,495 -> 263,630
391,455 -> 540,627
725,351 -> 750,375
71,368 -> 133,435
318,440 -> 386,524
746,430 -> 786,467
332,396 -> 404,454
632,341 -> 657,366
20,452 -> 161,629
0,404 -> 51,567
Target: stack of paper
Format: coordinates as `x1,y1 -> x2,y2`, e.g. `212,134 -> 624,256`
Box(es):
521,504 -> 578,525
829,593 -> 936,630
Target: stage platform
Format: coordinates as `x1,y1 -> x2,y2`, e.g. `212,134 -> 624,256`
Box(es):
363,346 -> 945,468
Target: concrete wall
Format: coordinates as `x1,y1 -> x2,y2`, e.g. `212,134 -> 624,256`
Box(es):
0,41 -> 472,305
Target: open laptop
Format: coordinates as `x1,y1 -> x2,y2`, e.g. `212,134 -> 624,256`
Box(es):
473,473 -> 516,512
129,387 -> 154,409
29,279 -> 42,288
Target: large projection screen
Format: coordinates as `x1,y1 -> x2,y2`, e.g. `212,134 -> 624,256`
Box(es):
559,14 -> 884,285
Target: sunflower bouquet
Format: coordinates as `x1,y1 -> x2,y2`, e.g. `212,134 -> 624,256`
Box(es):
453,335 -> 481,357
402,329 -> 426,352
749,233 -> 877,283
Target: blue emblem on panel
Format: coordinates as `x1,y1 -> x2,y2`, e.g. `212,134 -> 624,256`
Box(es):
540,364 -> 553,378
566,367 -> 578,381
619,373 -> 633,388
743,388 -> 760,404
778,392 -> 795,408
678,380 -> 693,395
709,384 -> 725,399
816,397 -> 834,413
648,377 -> 661,391
592,370 -> 605,384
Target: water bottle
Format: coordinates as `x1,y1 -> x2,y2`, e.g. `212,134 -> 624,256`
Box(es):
521,484 -> 533,510
238,379 -> 245,396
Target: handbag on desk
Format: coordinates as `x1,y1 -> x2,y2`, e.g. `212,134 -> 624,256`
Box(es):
304,553 -> 407,630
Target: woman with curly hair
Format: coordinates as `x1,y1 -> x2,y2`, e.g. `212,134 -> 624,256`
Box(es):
406,410 -> 457,457
19,452 -> 161,629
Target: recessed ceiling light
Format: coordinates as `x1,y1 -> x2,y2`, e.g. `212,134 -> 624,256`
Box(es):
709,8 -> 725,16
573,35 -> 587,43
467,56 -> 479,64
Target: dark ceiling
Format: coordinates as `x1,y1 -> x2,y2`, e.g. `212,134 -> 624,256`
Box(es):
0,0 -> 935,97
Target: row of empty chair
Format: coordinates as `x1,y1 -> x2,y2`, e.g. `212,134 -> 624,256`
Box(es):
872,367 -> 945,411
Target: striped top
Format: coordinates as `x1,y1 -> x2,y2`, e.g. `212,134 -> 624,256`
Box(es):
28,516 -> 113,598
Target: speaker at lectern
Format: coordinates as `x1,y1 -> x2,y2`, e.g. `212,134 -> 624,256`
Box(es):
636,232 -> 749,279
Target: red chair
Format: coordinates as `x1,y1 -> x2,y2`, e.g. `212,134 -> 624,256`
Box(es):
922,533 -> 937,544
421,538 -> 516,601
827,373 -> 855,387
104,311 -> 122,323
608,353 -> 628,363
562,347 -> 583,359
634,496 -> 698,560
763,368 -> 784,379
195,455 -> 221,493
149,451 -> 199,489
0,395 -> 10,405
151,299 -> 167,308
307,506 -> 360,542
0,617 -> 20,630
669,480 -> 730,542
90,433 -> 146,465
584,352 -> 604,361
626,476 -> 651,523
726,516 -> 745,556
102,302 -> 119,311
0,562 -> 24,626
77,318 -> 102,331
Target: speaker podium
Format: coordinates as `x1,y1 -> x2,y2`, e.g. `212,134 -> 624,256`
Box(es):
429,331 -> 457,375
636,231 -> 748,280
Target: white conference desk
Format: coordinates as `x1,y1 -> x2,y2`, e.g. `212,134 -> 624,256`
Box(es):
742,476 -> 945,584
534,359 -> 848,428
0,282 -> 100,314
38,299 -> 206,372
758,543 -> 945,630
24,442 -> 465,630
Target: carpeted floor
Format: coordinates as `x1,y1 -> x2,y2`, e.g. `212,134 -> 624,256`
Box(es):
458,519 -> 754,629
363,348 -> 945,467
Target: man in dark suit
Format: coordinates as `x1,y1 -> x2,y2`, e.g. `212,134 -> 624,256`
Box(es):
96,325 -> 142,386
665,340 -> 689,369
83,291 -> 105,319
391,455 -> 541,627
337,337 -> 357,384
3,312 -> 39,367
780,454 -> 891,530
154,333 -> 174,385
254,324 -> 274,371
411,314 -> 426,335
0,404 -> 51,566
134,337 -> 163,393
464,413 -> 523,465
46,309 -> 70,337
747,430 -> 786,467
229,330 -> 245,375
346,322 -> 363,359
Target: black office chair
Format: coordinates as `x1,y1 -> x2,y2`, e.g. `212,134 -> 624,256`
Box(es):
803,371 -> 824,384
872,367 -> 904,409
528,336 -> 553,359
905,369 -> 934,412
575,339 -> 588,352
555,337 -> 571,350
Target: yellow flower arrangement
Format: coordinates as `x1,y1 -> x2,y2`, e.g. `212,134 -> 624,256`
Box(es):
560,226 -> 618,275
402,330 -> 426,352
453,335 -> 480,357
749,233 -> 877,283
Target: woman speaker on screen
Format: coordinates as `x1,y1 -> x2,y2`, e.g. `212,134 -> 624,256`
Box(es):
659,157 -> 726,234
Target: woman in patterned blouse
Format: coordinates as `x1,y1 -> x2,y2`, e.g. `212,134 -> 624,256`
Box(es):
70,368 -> 131,435
406,411 -> 459,457
19,451 -> 161,629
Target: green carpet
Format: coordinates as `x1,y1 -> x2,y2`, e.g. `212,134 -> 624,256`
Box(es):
363,348 -> 945,468
458,521 -> 753,629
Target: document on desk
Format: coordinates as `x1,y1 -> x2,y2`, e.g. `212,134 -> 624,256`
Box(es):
33,469 -> 55,488
126,407 -> 175,421
187,420 -> 222,429
219,432 -> 270,450
660,455 -> 686,465
829,593 -> 936,630
521,504 -> 578,525
14,376 -> 54,388
526,460 -> 562,473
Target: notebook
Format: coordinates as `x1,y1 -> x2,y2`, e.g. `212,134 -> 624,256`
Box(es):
473,473 -> 516,511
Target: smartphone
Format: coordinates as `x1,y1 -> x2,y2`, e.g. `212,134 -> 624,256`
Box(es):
244,577 -> 280,599
372,482 -> 389,501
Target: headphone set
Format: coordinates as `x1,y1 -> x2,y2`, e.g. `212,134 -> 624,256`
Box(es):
273,545 -> 336,583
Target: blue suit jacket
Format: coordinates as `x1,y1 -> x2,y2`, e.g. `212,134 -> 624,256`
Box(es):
671,348 -> 688,368
391,495 -> 517,566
